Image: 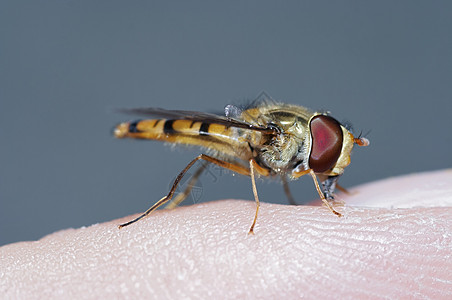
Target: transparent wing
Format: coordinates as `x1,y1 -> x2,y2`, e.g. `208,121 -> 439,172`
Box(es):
117,107 -> 277,134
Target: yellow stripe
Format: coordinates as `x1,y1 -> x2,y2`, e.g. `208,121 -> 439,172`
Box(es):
172,120 -> 199,133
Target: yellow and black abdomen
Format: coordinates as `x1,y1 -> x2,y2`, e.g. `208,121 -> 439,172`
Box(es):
114,119 -> 252,159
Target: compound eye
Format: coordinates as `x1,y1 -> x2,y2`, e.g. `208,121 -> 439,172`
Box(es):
309,115 -> 343,173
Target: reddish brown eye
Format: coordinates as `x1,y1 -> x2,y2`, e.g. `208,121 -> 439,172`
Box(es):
309,115 -> 343,173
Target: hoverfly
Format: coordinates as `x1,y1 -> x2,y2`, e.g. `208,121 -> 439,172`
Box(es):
114,99 -> 369,234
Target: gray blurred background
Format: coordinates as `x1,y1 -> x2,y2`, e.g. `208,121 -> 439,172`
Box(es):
1,1 -> 451,246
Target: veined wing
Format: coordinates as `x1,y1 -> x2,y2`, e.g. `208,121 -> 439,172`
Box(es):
117,107 -> 277,134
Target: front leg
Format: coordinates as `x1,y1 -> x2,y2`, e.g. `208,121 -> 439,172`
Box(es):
320,175 -> 340,200
292,169 -> 342,217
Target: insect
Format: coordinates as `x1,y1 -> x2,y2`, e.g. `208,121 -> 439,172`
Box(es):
114,99 -> 369,234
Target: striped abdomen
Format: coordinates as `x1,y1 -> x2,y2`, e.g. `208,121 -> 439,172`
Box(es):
114,119 -> 253,159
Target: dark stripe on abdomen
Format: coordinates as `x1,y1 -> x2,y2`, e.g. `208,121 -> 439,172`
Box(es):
199,122 -> 210,136
152,119 -> 161,128
163,120 -> 176,135
129,120 -> 143,133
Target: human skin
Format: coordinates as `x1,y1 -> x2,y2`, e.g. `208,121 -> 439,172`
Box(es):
1,169 -> 451,299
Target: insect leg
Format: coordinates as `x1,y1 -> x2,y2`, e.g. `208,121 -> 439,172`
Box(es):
165,162 -> 208,209
281,175 -> 297,205
248,160 -> 259,235
118,154 -> 251,228
247,159 -> 270,235
292,169 -> 342,217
